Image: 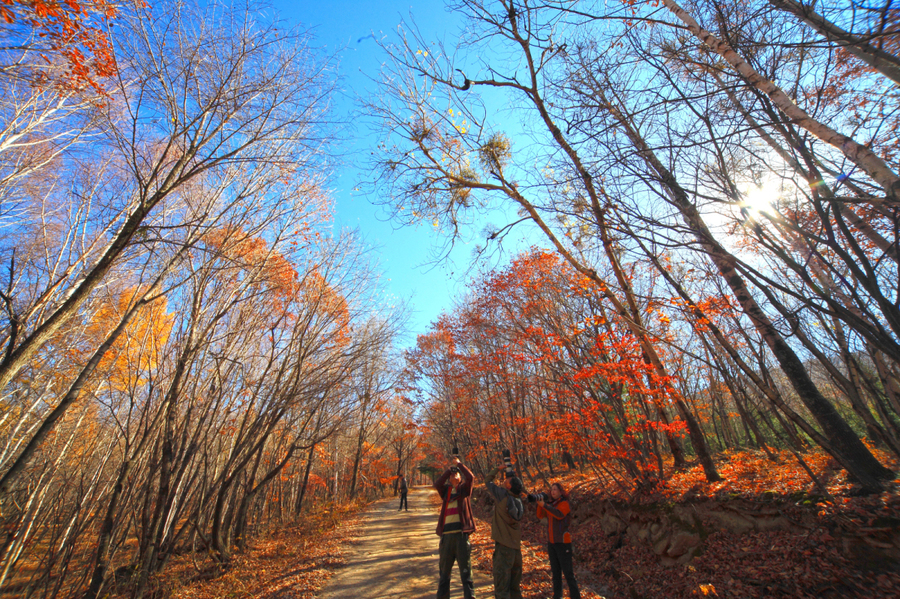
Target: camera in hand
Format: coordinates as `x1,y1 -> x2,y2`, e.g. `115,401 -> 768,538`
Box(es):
526,491 -> 550,503
450,446 -> 460,473
502,448 -> 514,478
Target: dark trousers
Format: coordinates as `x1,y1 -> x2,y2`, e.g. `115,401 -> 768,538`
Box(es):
492,542 -> 522,599
437,532 -> 475,599
548,543 -> 580,599
399,491 -> 408,510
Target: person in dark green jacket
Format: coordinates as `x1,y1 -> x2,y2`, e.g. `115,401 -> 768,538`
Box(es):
485,465 -> 524,599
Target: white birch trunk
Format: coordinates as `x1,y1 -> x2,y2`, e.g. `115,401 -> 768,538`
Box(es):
663,0 -> 900,202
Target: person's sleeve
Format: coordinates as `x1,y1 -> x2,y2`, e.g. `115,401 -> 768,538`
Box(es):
434,469 -> 450,496
485,466 -> 500,483
542,500 -> 570,520
535,504 -> 546,519
485,467 -> 508,500
486,480 -> 506,501
459,463 -> 475,497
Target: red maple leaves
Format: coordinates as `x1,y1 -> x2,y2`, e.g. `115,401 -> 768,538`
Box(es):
2,0 -> 119,91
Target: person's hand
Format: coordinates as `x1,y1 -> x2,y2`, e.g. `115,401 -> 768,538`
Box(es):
537,499 -> 545,507
452,457 -> 461,466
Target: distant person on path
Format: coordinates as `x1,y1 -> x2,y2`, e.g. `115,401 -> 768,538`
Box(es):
535,482 -> 581,599
398,474 -> 409,511
485,465 -> 524,599
434,457 -> 476,599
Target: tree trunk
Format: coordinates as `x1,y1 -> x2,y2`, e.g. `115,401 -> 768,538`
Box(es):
296,444 -> 316,514
663,0 -> 900,201
767,0 -> 900,85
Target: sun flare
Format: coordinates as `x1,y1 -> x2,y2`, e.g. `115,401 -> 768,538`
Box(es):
741,180 -> 780,217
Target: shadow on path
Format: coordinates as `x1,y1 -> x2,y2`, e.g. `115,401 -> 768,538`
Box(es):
317,486 -> 487,599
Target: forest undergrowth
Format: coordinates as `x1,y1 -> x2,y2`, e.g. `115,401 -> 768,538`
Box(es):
465,448 -> 900,599
111,448 -> 900,599
127,502 -> 365,599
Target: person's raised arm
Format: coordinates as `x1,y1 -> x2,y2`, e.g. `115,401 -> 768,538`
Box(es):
485,464 -> 506,501
434,467 -> 451,497
457,459 -> 475,497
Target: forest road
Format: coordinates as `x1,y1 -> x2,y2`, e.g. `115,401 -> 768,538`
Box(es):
317,485 -> 488,599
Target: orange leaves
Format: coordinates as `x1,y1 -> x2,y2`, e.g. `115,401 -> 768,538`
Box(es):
4,0 -> 119,91
200,227 -> 351,347
86,286 -> 174,391
205,227 -> 298,288
305,474 -> 327,490
203,226 -> 302,309
691,295 -> 736,317
300,269 -> 351,347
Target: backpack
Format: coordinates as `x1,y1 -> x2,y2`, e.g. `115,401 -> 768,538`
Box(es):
505,494 -> 524,521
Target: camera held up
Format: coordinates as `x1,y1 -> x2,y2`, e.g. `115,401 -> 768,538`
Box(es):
501,448 -> 514,478
500,449 -> 526,497
449,445 -> 461,474
526,491 -> 549,503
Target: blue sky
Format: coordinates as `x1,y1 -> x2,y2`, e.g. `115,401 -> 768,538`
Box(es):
269,0 -> 480,343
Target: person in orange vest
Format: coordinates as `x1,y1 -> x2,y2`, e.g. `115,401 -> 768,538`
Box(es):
535,482 -> 581,599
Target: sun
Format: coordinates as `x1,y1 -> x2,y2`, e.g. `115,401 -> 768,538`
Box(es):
741,179 -> 781,218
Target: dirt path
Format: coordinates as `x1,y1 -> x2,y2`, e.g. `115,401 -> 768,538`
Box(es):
317,486 -> 488,599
